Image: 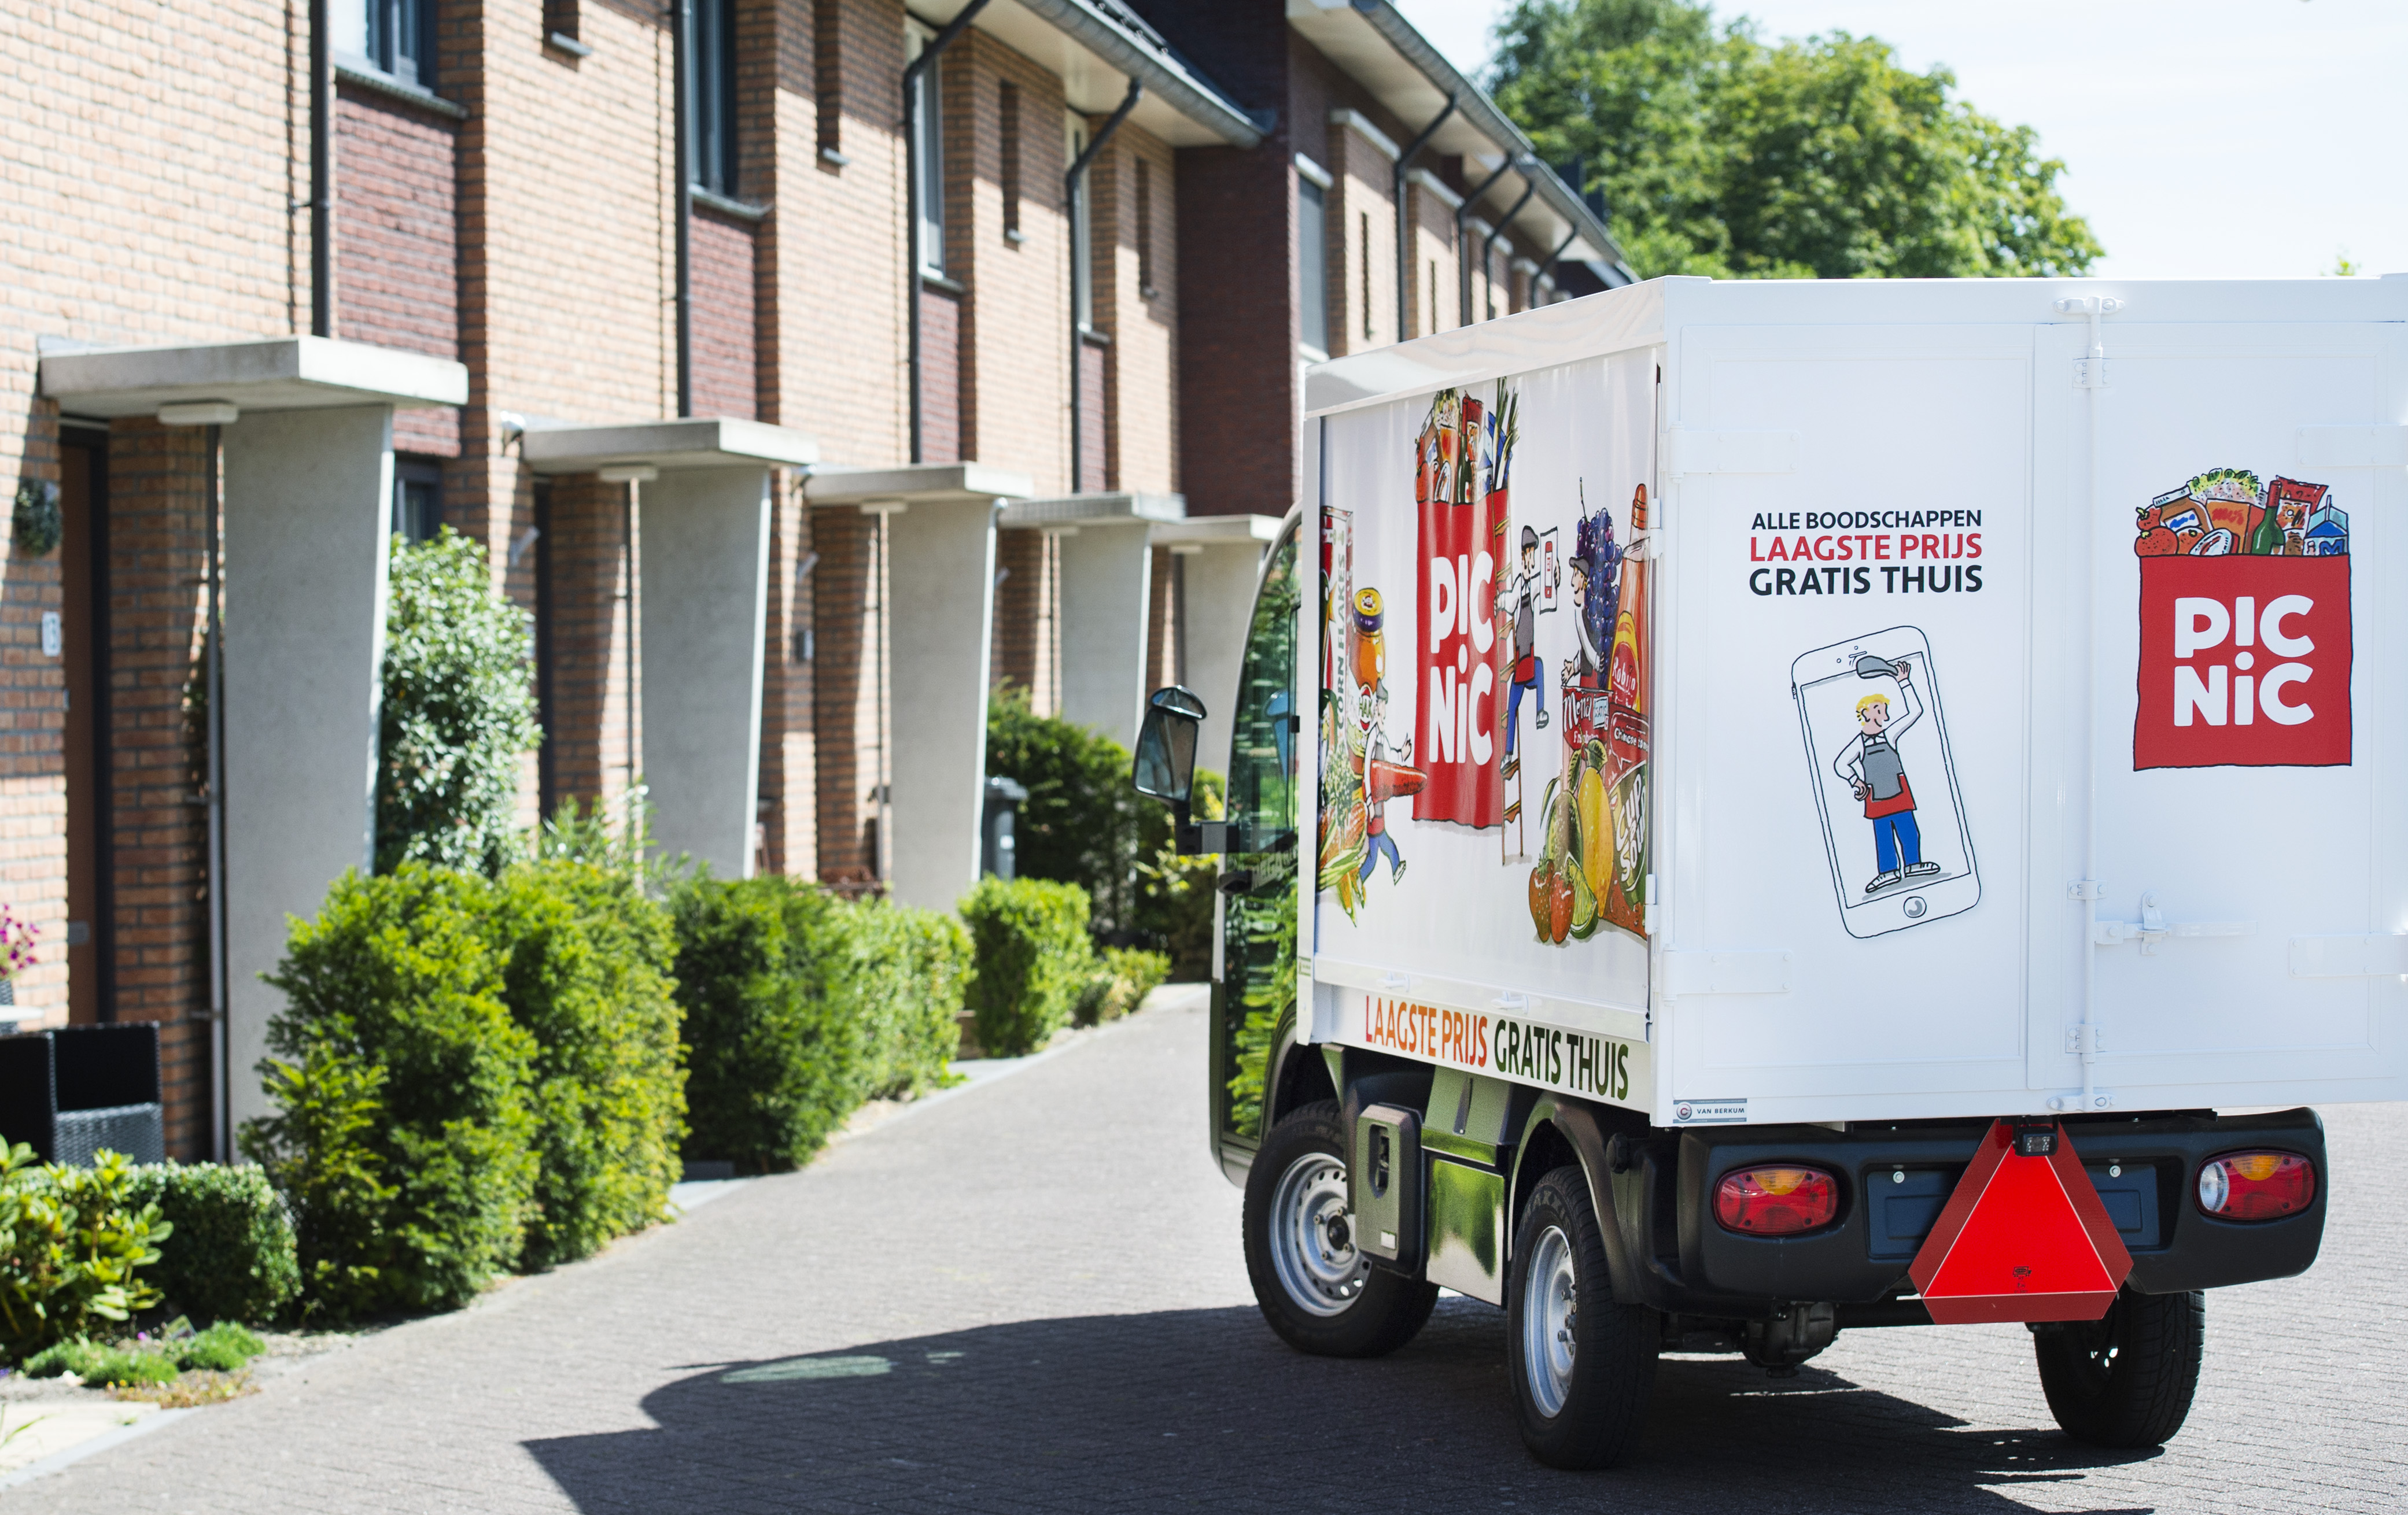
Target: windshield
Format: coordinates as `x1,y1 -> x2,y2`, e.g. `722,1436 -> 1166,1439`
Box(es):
1224,520 -> 1300,855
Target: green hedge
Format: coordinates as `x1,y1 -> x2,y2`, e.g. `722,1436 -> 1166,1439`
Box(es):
244,865 -> 539,1320
675,877 -> 966,1173
1072,946 -> 1171,1028
244,861 -> 686,1319
494,859 -> 685,1270
124,1162 -> 299,1326
960,877 -> 1095,1056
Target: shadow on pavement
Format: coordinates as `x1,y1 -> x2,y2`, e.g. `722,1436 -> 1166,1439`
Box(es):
526,1298 -> 2160,1512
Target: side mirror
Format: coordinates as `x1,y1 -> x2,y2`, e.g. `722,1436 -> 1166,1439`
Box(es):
1133,685 -> 1204,803
1132,686 -> 1219,853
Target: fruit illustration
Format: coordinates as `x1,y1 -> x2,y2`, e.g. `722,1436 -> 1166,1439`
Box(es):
1577,748 -> 1612,901
1528,866 -> 1550,936
1548,871 -> 1574,943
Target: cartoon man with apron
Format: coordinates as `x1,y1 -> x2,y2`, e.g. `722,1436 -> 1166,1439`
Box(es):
1831,660 -> 1943,895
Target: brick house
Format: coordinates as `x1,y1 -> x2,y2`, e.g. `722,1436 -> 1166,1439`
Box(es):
0,0 -> 1619,1159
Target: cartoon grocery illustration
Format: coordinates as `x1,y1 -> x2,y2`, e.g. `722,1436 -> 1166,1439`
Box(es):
1318,516 -> 1425,921
1527,482 -> 1650,944
2135,469 -> 2344,559
1830,658 -> 1942,896
2133,467 -> 2351,771
1325,374 -> 1651,945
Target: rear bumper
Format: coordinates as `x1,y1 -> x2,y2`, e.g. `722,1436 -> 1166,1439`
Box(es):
1605,1107 -> 2326,1317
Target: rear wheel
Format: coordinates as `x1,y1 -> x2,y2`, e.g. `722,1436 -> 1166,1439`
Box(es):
1242,1101 -> 1437,1357
2034,1288 -> 2204,1448
1506,1165 -> 1657,1469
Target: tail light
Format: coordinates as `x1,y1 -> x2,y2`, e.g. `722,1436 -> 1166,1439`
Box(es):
2197,1151 -> 2315,1221
1714,1166 -> 1839,1235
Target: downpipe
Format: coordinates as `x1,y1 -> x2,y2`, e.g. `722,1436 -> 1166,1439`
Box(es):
1065,77 -> 1142,493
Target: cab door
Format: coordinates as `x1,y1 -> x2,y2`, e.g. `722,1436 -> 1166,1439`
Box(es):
2030,318 -> 2408,1105
1211,517 -> 1303,1176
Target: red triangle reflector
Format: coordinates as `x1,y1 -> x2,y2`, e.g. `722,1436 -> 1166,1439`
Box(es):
1908,1119 -> 2133,1325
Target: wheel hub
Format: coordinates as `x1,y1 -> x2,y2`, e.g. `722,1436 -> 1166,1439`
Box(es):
1522,1224 -> 1578,1418
1268,1152 -> 1368,1317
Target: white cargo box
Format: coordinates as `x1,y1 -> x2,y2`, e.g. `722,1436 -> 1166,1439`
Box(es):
1296,276 -> 2407,1128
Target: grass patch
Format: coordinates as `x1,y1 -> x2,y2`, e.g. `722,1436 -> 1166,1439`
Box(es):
21,1339 -> 178,1387
112,1370 -> 256,1409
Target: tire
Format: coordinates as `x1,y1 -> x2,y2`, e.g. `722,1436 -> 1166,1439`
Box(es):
1505,1165 -> 1658,1470
2034,1288 -> 2204,1449
1242,1101 -> 1439,1358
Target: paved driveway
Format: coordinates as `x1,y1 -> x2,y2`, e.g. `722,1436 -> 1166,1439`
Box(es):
26,994 -> 2404,1512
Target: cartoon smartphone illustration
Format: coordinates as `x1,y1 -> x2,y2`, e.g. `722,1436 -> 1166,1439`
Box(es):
1791,626 -> 1979,938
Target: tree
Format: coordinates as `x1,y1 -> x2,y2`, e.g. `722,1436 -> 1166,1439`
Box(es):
1490,0 -> 2102,280
377,529 -> 543,875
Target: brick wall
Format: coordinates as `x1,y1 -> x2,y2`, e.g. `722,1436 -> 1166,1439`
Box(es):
534,475 -> 643,827
919,287 -> 963,463
809,505 -> 886,884
691,207 -> 760,421
1144,544 -> 1179,696
1091,127 -> 1178,495
756,471 -> 814,877
101,420 -> 213,1158
335,85 -> 463,457
988,527 -> 1059,711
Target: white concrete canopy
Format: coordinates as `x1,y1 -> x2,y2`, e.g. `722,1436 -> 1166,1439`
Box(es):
521,416 -> 818,473
639,468 -> 773,880
1002,493 -> 1188,752
221,406 -> 400,1132
38,335 -> 467,417
1150,513 -> 1286,785
805,462 -> 1030,911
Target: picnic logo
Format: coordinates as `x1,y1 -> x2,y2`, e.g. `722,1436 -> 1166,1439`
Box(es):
2133,468 -> 2351,771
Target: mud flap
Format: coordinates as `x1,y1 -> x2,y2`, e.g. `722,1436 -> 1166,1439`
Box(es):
1909,1119 -> 2134,1324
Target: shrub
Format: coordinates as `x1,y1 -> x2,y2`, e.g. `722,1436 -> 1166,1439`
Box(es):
175,1320 -> 265,1372
377,529 -> 543,876
986,686 -> 1142,936
1072,947 -> 1172,1028
674,878 -> 965,1172
0,1145 -> 168,1360
492,859 -> 685,1270
124,1163 -> 299,1326
242,866 -> 539,1320
23,1337 -> 178,1387
960,878 -> 1096,1056
851,900 -> 972,1102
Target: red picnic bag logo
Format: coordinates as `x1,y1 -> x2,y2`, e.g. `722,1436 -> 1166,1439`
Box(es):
2132,468 -> 2350,771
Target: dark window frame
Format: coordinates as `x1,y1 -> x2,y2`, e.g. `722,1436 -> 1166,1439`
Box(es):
393,457 -> 444,545
695,0 -> 740,196
1135,156 -> 1154,294
360,0 -> 437,87
1296,176 -> 1330,356
813,0 -> 844,163
1000,80 -> 1022,242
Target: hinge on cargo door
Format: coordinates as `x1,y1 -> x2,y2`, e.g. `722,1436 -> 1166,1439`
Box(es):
2091,892 -> 2252,956
2072,357 -> 2107,389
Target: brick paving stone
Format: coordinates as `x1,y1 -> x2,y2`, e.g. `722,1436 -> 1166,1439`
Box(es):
23,996 -> 2406,1513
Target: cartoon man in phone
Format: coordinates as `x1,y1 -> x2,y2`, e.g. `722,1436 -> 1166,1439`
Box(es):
1499,524 -> 1549,752
1830,660 -> 1944,895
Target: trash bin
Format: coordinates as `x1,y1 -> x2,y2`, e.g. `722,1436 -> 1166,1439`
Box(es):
0,1022 -> 165,1165
983,775 -> 1030,881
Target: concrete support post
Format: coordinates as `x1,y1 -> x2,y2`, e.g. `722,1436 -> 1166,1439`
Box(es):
1055,522 -> 1155,752
220,405 -> 394,1130
640,467 -> 772,880
1180,538 -> 1270,781
884,497 -> 1000,910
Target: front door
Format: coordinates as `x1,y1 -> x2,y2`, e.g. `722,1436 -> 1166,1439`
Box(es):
59,431 -> 109,1025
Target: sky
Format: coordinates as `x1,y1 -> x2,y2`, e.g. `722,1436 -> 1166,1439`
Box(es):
1392,0 -> 2408,280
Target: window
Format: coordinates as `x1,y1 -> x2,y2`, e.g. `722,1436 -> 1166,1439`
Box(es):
393,459 -> 442,545
335,0 -> 435,84
1000,82 -> 1022,241
1296,177 -> 1329,356
813,0 -> 843,164
1067,113 -> 1093,328
543,0 -> 580,49
908,24 -> 945,275
694,0 -> 738,195
1135,158 -> 1154,294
